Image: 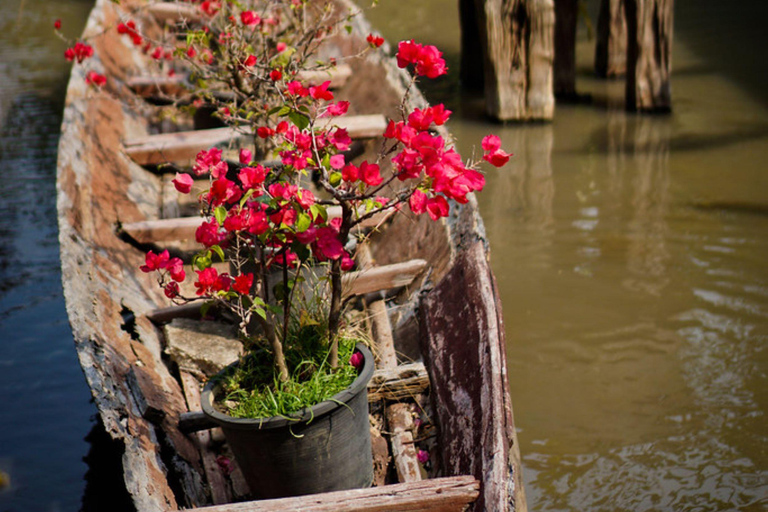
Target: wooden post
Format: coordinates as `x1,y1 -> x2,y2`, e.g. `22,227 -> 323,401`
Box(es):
595,0 -> 627,77
624,0 -> 674,111
459,0 -> 485,91
461,0 -> 555,121
554,0 -> 578,99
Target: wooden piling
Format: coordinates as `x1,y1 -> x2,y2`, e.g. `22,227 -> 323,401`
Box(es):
595,0 -> 628,77
459,0 -> 555,121
624,0 -> 674,111
554,0 -> 578,99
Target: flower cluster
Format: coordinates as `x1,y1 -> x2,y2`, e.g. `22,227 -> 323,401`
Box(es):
110,0 -> 513,379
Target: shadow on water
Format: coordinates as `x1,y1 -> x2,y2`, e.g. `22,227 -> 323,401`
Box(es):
80,418 -> 136,512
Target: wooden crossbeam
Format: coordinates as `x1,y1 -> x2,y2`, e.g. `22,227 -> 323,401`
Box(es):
342,258 -> 427,299
121,207 -> 394,244
128,64 -> 353,98
146,258 -> 427,324
146,2 -> 203,25
185,475 -> 479,512
124,114 -> 386,166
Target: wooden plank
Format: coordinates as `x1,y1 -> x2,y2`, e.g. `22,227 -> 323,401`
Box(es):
120,207 -> 393,244
367,362 -> 429,402
190,475 -> 479,512
179,371 -> 232,505
343,259 -> 427,299
146,2 -> 204,25
419,242 -> 527,512
124,115 -> 386,166
128,64 -> 354,99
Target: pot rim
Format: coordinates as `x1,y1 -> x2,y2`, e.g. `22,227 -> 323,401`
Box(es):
201,342 -> 374,430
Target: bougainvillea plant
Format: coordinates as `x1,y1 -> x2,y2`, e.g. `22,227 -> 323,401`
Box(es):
61,0 -> 511,393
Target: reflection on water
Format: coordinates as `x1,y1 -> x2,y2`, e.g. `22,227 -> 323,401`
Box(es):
369,0 -> 768,509
0,1 -> 96,511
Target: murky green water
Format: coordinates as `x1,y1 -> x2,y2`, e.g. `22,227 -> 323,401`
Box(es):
369,1 -> 768,510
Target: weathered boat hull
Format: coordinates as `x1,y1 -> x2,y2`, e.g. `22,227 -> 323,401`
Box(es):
56,1 -> 525,510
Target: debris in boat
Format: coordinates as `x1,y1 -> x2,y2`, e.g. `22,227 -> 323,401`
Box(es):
164,318 -> 243,380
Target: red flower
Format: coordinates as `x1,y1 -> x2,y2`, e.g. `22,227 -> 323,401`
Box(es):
64,42 -> 94,63
270,69 -> 282,81
360,161 -> 383,187
341,164 -> 358,183
54,19 -> 61,30
425,195 -> 449,220
172,173 -> 194,194
238,165 -> 268,191
239,148 -> 252,165
366,33 -> 384,48
349,351 -> 364,369
481,135 -> 512,167
164,282 -> 180,299
240,10 -> 260,26
409,189 -> 427,215
257,126 -> 275,139
243,54 -> 257,67
396,40 -> 447,79
166,257 -> 186,282
286,81 -> 309,97
321,100 -> 349,118
232,273 -> 253,295
194,267 -> 219,295
193,148 -> 226,177
85,71 -> 107,88
140,250 -> 170,273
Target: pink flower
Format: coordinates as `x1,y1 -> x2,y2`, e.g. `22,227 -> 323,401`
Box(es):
425,195 -> 450,220
276,42 -> 287,52
309,80 -> 334,101
296,189 -> 315,209
166,257 -> 186,282
417,449 -> 429,464
314,227 -> 344,260
195,219 -> 225,247
481,134 -> 501,152
239,148 -> 252,165
349,351 -> 364,369
396,40 -> 447,79
481,135 -> 512,167
140,250 -> 170,272
85,71 -> 106,88
360,161 -> 383,187
329,154 -> 345,170
193,148 -> 226,177
286,81 -> 309,97
322,101 -> 349,117
409,189 -> 427,215
238,165 -> 267,191
194,267 -> 219,295
172,173 -> 194,194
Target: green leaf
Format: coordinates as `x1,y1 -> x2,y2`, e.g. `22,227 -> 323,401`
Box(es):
329,172 -> 342,187
288,110 -> 310,131
295,212 -> 311,233
253,306 -> 267,320
276,105 -> 291,117
214,206 -> 227,226
211,245 -> 226,262
310,204 -> 328,222
200,301 -> 213,318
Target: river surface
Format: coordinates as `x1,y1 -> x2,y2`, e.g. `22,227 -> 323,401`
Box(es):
1,0 -> 767,511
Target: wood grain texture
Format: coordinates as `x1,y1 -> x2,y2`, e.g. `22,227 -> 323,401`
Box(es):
625,0 -> 674,111
595,0 -> 628,77
191,476 -> 479,512
420,242 -> 526,512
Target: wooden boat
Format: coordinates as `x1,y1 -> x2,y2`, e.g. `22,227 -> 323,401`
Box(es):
56,1 -> 527,510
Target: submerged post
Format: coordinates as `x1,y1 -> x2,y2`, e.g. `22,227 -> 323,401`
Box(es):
459,0 -> 555,121
595,0 -> 627,77
624,0 -> 674,111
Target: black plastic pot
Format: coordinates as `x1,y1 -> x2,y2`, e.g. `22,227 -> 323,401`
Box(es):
201,343 -> 374,499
